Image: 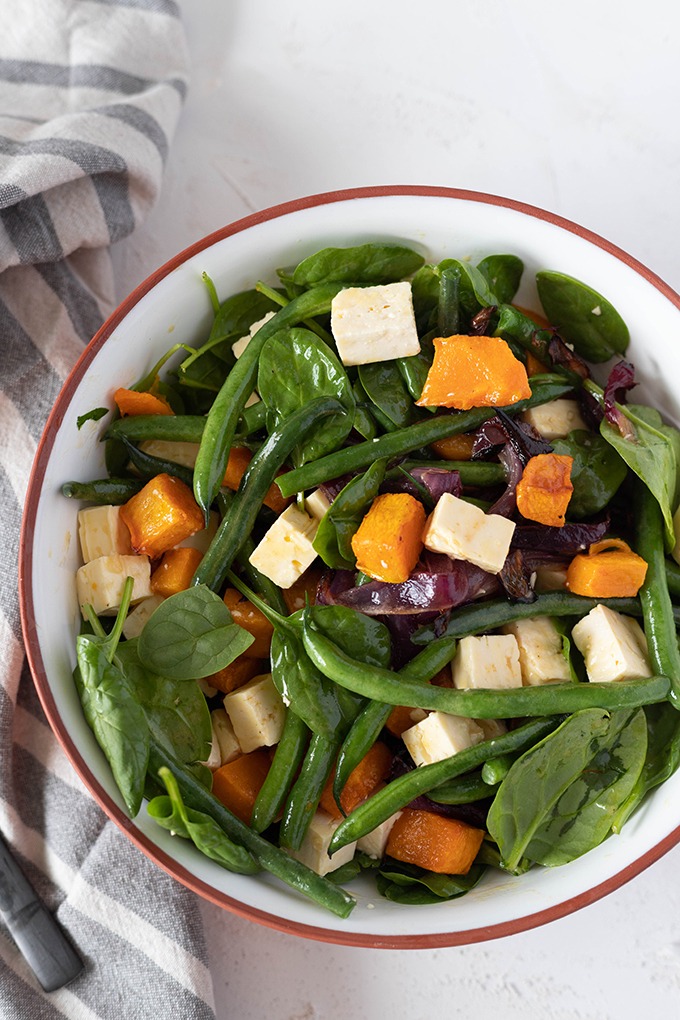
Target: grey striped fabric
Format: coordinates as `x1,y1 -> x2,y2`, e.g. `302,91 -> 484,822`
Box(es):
1,3 -> 217,1017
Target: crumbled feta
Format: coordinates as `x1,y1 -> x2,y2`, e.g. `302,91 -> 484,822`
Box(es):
288,811 -> 357,876
78,505 -> 133,563
521,399 -> 587,441
210,708 -> 242,765
121,594 -> 165,640
76,554 -> 152,617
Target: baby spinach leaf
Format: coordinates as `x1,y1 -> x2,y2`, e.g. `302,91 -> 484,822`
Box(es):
495,303 -> 554,365
477,254 -> 524,305
552,430 -> 628,518
486,708 -> 611,870
410,263 -> 441,332
115,641 -> 212,764
209,288 -> 281,347
148,767 -> 259,874
290,243 -> 425,288
313,459 -> 387,569
438,258 -> 497,323
358,362 -> 416,429
352,378 -> 379,439
598,403 -> 678,547
536,270 -> 629,362
77,407 -> 109,430
397,333 -> 434,405
612,702 -> 680,832
306,604 -> 392,670
75,635 -> 149,817
258,328 -> 355,466
138,584 -> 254,680
376,861 -> 484,903
270,621 -> 347,739
524,708 -> 647,865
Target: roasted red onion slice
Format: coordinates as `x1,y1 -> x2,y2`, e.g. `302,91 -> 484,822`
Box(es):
603,360 -> 637,439
511,515 -> 609,555
334,563 -> 498,616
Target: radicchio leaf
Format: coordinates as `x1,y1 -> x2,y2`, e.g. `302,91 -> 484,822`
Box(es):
603,360 -> 637,438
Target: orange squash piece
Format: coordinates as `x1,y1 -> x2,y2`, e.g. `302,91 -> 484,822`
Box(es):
320,741 -> 393,819
206,655 -> 267,695
385,705 -> 421,737
223,588 -> 274,658
150,547 -> 202,597
525,352 -> 549,376
566,538 -> 648,598
429,434 -> 475,461
416,335 -> 531,410
211,750 -> 271,824
282,566 -> 323,613
223,446 -> 289,513
386,808 -> 485,874
114,387 -> 174,417
351,493 -> 426,583
516,453 -> 574,527
120,473 -> 204,559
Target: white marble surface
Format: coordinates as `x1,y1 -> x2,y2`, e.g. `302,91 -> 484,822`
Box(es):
111,2 -> 680,1016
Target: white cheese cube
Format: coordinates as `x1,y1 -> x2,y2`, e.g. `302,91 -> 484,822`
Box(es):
76,554 -> 152,617
210,708 -> 242,765
402,712 -> 485,767
288,811 -> 357,876
231,334 -> 251,359
78,505 -> 133,563
223,673 -> 285,752
122,594 -> 165,639
305,488 -> 332,521
357,812 -> 402,859
138,440 -> 200,469
452,634 -> 523,690
533,562 -> 568,592
244,391 -> 261,407
248,504 -> 319,589
199,719 -> 223,771
422,493 -> 515,574
521,399 -> 587,441
571,605 -> 652,683
501,617 -> 572,685
476,718 -> 508,740
330,281 -> 420,366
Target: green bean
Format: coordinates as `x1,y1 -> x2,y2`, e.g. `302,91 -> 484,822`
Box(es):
332,637 -> 457,804
148,742 -> 355,918
237,400 -> 267,437
276,375 -> 573,497
251,710 -> 309,834
119,437 -> 194,487
61,477 -> 144,504
279,732 -> 341,851
481,753 -> 515,785
193,396 -> 345,592
636,486 -> 680,708
327,718 -> 560,853
412,591 -> 644,644
427,770 -> 497,805
194,283 -> 345,517
383,459 -> 506,487
438,265 -> 461,336
301,618 -> 670,718
105,415 -> 206,444
665,559 -> 680,601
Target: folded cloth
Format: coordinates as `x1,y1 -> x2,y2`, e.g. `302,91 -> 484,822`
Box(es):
0,3 -> 217,1017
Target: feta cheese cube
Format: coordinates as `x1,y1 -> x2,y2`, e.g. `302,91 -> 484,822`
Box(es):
211,708 -> 242,765
248,504 -> 319,589
571,605 -> 652,683
422,493 -> 515,574
122,594 -> 165,639
76,554 -> 152,617
288,811 -> 357,876
452,634 -> 523,690
533,562 -> 568,592
200,719 -> 223,770
356,812 -> 402,859
138,440 -> 200,470
231,311 -> 274,400
305,488 -> 332,521
223,673 -> 285,752
330,281 -> 420,366
78,505 -> 133,562
402,712 -> 485,767
476,718 -> 508,740
521,399 -> 587,441
231,334 -> 251,359
501,617 -> 572,685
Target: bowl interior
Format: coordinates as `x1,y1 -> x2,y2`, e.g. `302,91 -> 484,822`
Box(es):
21,188 -> 680,946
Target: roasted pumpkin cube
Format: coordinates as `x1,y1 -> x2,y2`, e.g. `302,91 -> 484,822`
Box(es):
386,808 -> 485,874
416,335 -> 531,410
150,546 -> 203,597
206,655 -> 268,695
351,493 -> 426,583
211,750 -> 271,824
223,588 -> 274,658
223,446 -> 289,513
516,453 -> 574,527
566,538 -> 648,597
320,741 -> 393,819
114,387 -> 173,416
120,473 -> 204,559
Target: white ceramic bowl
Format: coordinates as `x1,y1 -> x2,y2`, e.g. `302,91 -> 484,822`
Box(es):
19,186 -> 680,948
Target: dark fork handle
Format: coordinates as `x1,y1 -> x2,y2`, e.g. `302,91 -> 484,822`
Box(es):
0,830 -> 83,991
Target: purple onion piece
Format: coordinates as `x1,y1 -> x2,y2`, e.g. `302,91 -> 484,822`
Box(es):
319,474 -> 354,502
315,569 -> 356,605
498,548 -> 536,603
488,444 -> 523,518
578,387 -> 604,429
470,306 -> 497,335
511,515 -> 610,555
603,360 -> 637,438
334,563 -> 498,616
547,334 -> 590,380
407,795 -> 490,828
410,467 -> 462,502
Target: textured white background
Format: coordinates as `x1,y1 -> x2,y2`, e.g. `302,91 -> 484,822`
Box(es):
112,2 -> 680,1017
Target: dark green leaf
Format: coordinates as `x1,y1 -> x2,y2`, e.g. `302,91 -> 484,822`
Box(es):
351,378 -> 379,439
358,362 -> 417,429
613,702 -> 680,831
477,254 -> 524,305
313,459 -> 386,569
77,407 -> 109,430
258,328 -> 355,466
138,585 -> 254,680
290,243 -> 425,288
376,860 -> 484,903
270,622 -> 346,739
552,430 -> 628,518
306,604 -> 392,669
536,270 -> 629,362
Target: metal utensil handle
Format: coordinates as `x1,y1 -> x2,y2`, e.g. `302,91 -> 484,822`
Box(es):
0,831 -> 83,991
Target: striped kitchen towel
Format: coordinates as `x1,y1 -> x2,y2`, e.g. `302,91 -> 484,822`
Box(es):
0,2 -> 217,1017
